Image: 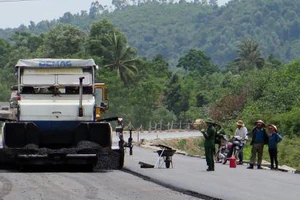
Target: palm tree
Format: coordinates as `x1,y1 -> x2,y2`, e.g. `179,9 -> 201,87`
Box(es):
234,38 -> 265,71
104,32 -> 139,86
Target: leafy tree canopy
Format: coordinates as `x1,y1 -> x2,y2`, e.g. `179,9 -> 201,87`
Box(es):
1,0 -> 300,68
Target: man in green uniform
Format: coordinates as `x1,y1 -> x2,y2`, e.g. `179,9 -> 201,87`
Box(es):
203,119 -> 216,171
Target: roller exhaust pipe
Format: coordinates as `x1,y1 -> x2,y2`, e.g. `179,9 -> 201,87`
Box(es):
78,77 -> 85,117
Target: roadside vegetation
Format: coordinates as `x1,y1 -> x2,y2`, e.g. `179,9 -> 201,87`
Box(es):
2,0 -> 300,68
0,0 -> 300,169
153,137 -> 300,170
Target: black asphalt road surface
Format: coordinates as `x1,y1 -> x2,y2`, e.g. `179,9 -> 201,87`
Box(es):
124,146 -> 300,200
0,169 -> 200,200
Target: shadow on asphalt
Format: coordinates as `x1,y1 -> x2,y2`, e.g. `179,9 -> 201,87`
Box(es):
0,164 -> 113,173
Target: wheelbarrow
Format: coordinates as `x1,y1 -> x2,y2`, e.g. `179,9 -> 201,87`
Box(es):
154,145 -> 176,168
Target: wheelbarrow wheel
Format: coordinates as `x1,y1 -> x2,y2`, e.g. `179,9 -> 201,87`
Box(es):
165,156 -> 171,168
165,160 -> 170,168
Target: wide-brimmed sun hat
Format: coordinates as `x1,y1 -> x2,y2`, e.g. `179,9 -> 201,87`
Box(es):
236,120 -> 244,126
268,124 -> 278,132
255,120 -> 265,126
193,119 -> 206,129
193,119 -> 203,125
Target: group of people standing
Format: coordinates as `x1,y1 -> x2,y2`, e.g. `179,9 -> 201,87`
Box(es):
197,119 -> 282,171
247,120 -> 283,170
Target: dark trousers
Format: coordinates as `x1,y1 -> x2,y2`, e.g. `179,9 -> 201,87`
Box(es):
205,146 -> 215,170
238,145 -> 244,162
268,148 -> 278,169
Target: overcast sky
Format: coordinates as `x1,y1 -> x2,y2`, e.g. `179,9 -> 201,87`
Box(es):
0,0 -> 230,29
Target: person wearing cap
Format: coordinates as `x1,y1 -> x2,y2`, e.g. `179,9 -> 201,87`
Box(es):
267,124 -> 282,170
203,119 -> 216,171
226,120 -> 248,164
247,120 -> 269,169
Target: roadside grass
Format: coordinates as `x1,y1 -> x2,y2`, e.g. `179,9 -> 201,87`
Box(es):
158,137 -> 300,170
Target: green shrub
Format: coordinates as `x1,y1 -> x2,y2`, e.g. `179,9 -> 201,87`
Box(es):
277,137 -> 300,170
178,139 -> 187,149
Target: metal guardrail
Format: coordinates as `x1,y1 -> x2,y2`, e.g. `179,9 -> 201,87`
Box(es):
122,121 -> 193,132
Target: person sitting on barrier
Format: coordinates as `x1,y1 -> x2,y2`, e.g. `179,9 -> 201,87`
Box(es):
226,120 -> 248,164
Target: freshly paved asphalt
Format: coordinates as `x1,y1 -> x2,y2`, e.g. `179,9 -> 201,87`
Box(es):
123,142 -> 300,200
1,129 -> 298,200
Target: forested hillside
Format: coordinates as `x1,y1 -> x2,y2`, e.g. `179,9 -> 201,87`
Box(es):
0,0 -> 300,169
1,0 -> 300,67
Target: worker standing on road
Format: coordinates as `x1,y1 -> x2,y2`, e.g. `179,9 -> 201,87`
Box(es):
247,120 -> 268,169
226,120 -> 248,165
267,124 -> 282,170
203,119 -> 216,171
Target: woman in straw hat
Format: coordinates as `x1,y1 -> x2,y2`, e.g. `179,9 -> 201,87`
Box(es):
247,120 -> 269,169
267,124 -> 282,170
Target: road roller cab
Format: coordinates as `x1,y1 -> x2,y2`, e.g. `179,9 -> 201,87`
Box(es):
0,58 -> 131,170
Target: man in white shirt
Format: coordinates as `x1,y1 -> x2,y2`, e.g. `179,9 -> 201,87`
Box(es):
227,120 -> 248,164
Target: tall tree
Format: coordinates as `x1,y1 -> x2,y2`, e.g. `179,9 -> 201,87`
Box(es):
10,32 -> 42,53
209,0 -> 218,6
163,73 -> 188,117
38,24 -> 86,57
201,0 -> 208,4
0,39 -> 11,68
103,32 -> 139,86
89,1 -> 105,19
59,12 -> 75,23
87,19 -> 117,58
112,0 -> 129,9
234,38 -> 265,71
177,49 -> 219,75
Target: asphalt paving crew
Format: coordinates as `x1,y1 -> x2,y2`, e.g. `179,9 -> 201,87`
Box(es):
226,120 -> 248,165
247,120 -> 269,169
203,119 -> 216,171
267,124 -> 282,170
